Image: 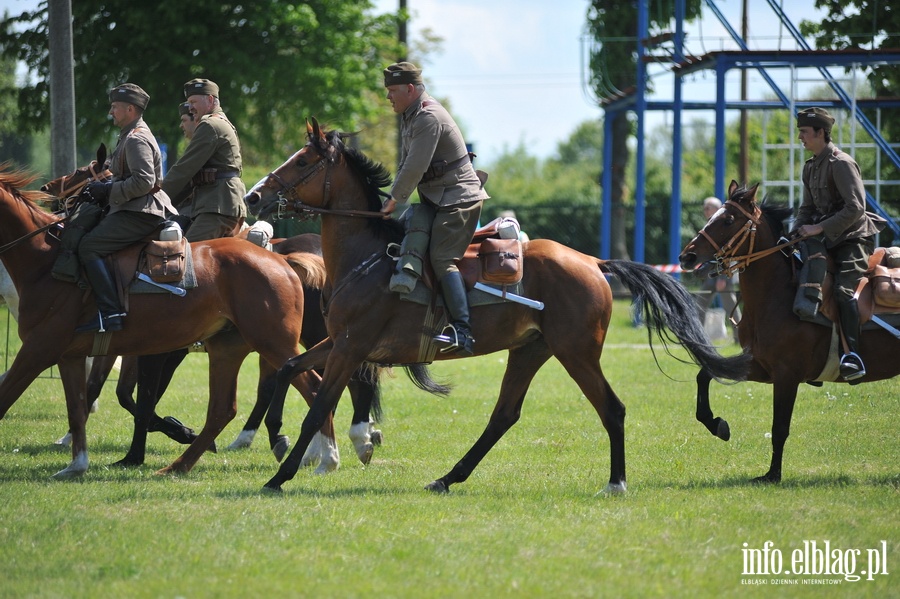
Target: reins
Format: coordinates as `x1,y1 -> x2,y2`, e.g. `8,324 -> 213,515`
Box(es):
264,146 -> 387,221
704,199 -> 803,277
0,214 -> 68,255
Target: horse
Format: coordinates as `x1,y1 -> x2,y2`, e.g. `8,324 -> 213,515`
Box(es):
41,159 -> 384,470
678,180 -> 900,483
243,120 -> 750,494
0,165 -> 325,479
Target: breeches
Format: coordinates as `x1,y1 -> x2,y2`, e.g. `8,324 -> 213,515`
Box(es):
831,236 -> 875,304
427,200 -> 482,279
78,211 -> 163,262
185,212 -> 242,242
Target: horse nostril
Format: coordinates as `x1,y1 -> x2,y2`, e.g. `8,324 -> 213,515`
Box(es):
244,191 -> 259,206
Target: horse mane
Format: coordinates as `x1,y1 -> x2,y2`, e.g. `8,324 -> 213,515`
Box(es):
759,198 -> 794,238
311,129 -> 404,238
0,164 -> 55,223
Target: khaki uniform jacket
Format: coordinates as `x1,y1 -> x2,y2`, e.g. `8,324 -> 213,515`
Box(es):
795,142 -> 885,247
107,118 -> 176,218
391,92 -> 489,208
161,108 -> 247,218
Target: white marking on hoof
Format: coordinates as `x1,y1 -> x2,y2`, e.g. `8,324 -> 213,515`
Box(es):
598,481 -> 628,495
314,433 -> 340,475
348,422 -> 374,464
227,428 -> 256,450
300,432 -> 322,468
55,431 -> 72,447
52,450 -> 88,480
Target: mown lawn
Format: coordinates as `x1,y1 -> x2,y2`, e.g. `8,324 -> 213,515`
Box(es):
0,301 -> 896,598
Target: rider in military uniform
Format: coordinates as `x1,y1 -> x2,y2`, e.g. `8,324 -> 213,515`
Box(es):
161,78 -> 246,242
379,62 -> 489,356
791,107 -> 886,381
76,83 -> 177,333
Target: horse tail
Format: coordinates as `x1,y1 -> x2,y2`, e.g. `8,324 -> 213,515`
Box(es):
404,363 -> 452,397
599,259 -> 751,382
282,252 -> 327,289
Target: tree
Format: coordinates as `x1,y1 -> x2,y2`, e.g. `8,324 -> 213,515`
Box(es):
0,1 -> 402,165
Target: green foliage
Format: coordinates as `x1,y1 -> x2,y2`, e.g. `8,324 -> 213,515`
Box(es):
0,302 -> 897,596
0,1 -> 402,164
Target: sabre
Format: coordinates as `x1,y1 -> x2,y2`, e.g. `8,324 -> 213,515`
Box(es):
870,314 -> 900,340
135,272 -> 187,297
473,281 -> 544,310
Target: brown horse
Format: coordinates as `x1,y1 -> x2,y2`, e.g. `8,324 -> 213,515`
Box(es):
0,166 -> 322,479
41,160 -> 384,470
244,120 -> 750,494
678,180 -> 900,483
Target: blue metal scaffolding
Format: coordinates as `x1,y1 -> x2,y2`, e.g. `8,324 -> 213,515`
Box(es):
598,0 -> 900,264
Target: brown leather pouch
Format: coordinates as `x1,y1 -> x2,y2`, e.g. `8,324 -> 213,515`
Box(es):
478,238 -> 522,284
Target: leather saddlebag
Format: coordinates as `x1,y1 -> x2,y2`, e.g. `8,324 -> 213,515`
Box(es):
478,238 -> 522,284
143,238 -> 186,283
872,264 -> 900,308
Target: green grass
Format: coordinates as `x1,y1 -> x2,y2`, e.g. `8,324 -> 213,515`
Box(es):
0,302 -> 896,598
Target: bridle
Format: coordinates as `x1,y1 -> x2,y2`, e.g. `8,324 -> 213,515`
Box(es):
699,199 -> 802,277
52,162 -> 112,207
260,143 -> 387,221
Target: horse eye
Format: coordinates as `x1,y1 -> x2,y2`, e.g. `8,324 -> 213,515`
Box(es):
724,215 -> 735,226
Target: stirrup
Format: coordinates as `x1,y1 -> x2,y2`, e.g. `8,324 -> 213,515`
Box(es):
839,352 -> 866,382
75,311 -> 125,333
433,324 -> 474,356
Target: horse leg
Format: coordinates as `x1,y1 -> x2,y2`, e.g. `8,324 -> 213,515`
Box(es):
553,348 -> 627,494
288,369 -> 339,475
53,356 -> 94,479
56,354 -> 118,447
143,349 -> 208,448
347,366 -> 381,464
226,357 -> 274,451
753,381 -> 800,484
156,339 -> 251,474
695,368 -> 730,441
426,341 -> 551,493
114,352 -> 172,466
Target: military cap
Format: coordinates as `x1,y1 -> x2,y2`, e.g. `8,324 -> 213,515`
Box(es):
108,83 -> 149,109
383,62 -> 423,87
178,102 -> 192,117
184,78 -> 219,98
796,107 -> 835,131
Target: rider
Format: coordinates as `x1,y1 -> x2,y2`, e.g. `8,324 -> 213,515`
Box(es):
791,107 -> 886,382
161,78 -> 246,242
379,61 -> 489,356
76,83 -> 177,333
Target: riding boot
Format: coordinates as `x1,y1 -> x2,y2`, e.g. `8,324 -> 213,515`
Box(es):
75,258 -> 125,333
837,299 -> 865,383
433,271 -> 475,356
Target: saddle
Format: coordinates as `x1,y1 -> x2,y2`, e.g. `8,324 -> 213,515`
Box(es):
795,244 -> 900,327
411,217 -> 525,293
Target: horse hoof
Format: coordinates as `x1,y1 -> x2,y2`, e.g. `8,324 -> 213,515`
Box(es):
355,443 -> 374,465
51,467 -> 86,480
206,441 -> 217,454
272,436 -> 290,462
227,429 -> 256,450
598,481 -> 628,495
751,474 -> 781,485
111,457 -> 143,468
715,418 -> 731,442
424,480 -> 449,493
370,429 -> 383,446
262,480 -> 284,494
54,432 -> 72,447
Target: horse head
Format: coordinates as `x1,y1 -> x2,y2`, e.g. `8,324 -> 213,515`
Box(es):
246,119 -> 392,222
679,180 -> 764,276
40,143 -> 110,201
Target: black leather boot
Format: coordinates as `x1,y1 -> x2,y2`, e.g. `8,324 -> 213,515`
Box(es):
837,299 -> 865,383
433,271 -> 475,356
76,258 -> 126,333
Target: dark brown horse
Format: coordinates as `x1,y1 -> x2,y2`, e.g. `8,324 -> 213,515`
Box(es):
244,121 -> 750,494
0,166 -> 322,478
679,180 -> 900,483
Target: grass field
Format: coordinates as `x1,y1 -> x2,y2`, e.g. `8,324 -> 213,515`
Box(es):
0,301 -> 896,598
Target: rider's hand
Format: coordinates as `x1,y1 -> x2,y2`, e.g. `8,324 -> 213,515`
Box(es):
84,181 -> 112,207
380,197 -> 397,219
797,224 -> 824,238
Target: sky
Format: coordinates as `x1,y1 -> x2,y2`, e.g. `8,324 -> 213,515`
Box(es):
3,0 -> 829,164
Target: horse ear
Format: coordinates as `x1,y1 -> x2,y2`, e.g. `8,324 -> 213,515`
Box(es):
728,180 -> 739,197
748,182 -> 760,201
97,143 -> 107,166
